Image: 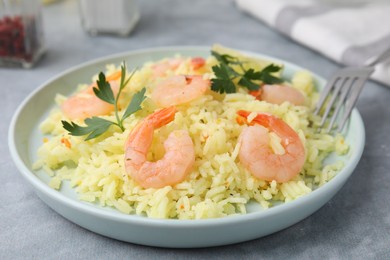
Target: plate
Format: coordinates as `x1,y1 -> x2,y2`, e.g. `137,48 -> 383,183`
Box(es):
8,46 -> 365,248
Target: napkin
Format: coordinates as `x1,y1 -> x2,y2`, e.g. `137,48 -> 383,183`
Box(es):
235,0 -> 390,87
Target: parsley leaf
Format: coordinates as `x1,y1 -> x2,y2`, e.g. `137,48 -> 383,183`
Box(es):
211,64 -> 237,93
211,51 -> 237,65
62,62 -> 146,141
123,87 -> 147,119
211,51 -> 283,94
238,69 -> 262,90
93,73 -> 115,104
62,117 -> 114,141
257,64 -> 284,84
238,65 -> 283,90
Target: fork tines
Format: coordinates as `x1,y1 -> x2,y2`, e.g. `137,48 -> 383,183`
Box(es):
314,67 -> 374,133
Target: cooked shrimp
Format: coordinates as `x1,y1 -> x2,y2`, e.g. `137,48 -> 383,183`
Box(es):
151,75 -> 210,107
124,106 -> 195,188
61,71 -> 122,120
152,58 -> 183,78
250,84 -> 305,106
236,110 -> 305,182
152,57 -> 206,78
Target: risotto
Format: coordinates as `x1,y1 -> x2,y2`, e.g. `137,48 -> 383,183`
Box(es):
33,45 -> 349,219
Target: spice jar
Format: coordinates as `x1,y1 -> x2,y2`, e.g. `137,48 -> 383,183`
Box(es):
78,0 -> 139,36
0,0 -> 45,68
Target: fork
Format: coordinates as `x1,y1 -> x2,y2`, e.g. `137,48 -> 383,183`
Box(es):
313,46 -> 390,133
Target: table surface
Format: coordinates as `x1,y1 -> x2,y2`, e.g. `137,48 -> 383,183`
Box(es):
1,0 -> 389,259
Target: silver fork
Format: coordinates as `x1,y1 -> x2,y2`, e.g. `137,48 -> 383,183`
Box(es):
313,46 -> 390,133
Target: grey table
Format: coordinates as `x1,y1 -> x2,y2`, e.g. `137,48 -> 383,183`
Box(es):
1,0 -> 389,259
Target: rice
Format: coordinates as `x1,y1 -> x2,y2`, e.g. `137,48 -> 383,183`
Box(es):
33,54 -> 349,219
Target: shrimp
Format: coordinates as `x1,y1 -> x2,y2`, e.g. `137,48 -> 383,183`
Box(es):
61,71 -> 122,120
152,58 -> 183,78
151,75 -> 210,107
236,110 -> 305,182
250,84 -> 305,106
152,57 -> 206,78
124,106 -> 195,189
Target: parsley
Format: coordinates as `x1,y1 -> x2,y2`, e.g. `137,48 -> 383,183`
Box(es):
210,51 -> 283,94
62,63 -> 146,140
62,117 -> 114,141
211,63 -> 236,94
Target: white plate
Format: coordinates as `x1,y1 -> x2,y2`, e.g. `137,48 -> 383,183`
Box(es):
8,46 -> 365,248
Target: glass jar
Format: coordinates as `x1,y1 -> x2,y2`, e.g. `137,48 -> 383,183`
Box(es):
0,0 -> 45,68
78,0 -> 139,36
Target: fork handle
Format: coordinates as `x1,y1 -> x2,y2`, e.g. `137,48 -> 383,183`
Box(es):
365,45 -> 390,66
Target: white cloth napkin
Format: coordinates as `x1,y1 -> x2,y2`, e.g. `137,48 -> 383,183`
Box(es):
235,0 -> 390,87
